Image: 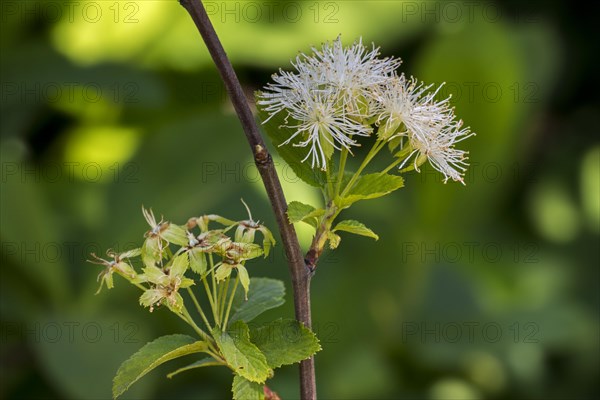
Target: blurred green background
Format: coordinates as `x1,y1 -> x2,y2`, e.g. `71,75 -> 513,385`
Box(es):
1,0 -> 598,399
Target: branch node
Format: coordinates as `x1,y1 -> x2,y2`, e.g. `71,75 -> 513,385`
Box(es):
304,258 -> 317,276
254,144 -> 270,166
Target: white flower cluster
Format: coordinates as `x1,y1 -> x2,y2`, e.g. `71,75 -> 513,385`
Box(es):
258,36 -> 475,184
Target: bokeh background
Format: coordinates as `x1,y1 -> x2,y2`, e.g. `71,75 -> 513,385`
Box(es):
1,0 -> 598,399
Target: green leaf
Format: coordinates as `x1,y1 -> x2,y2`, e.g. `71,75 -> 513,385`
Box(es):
287,201 -> 325,228
206,214 -> 238,227
229,242 -> 263,261
259,226 -> 276,257
237,265 -> 250,300
169,253 -> 189,277
257,104 -> 326,187
189,248 -> 207,275
116,261 -> 136,280
167,357 -> 224,379
212,322 -> 271,383
287,201 -> 315,223
232,375 -> 265,400
113,335 -> 207,399
120,248 -> 142,259
250,319 -> 321,369
141,236 -> 161,268
229,278 -> 285,324
162,223 -> 189,246
333,220 -> 379,241
139,289 -> 163,309
378,119 -> 401,140
139,265 -> 167,285
165,292 -> 185,314
336,173 -> 404,208
320,130 -> 335,162
242,229 -> 256,244
215,263 -> 234,282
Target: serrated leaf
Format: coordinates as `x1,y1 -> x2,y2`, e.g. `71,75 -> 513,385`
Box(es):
229,242 -> 263,261
232,375 -> 265,400
116,261 -> 136,280
333,220 -> 379,240
169,253 -> 189,277
212,322 -> 271,383
141,236 -> 161,268
336,173 -> 404,208
113,335 -> 207,398
229,278 -> 285,324
287,201 -> 316,223
189,248 -> 207,275
139,289 -> 163,309
287,201 -> 324,228
165,292 -> 185,314
167,357 -> 224,379
162,224 -> 189,246
139,266 -> 168,285
250,319 -> 321,369
257,104 -> 326,187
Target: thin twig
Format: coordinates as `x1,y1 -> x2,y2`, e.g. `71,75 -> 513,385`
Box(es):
222,274 -> 240,329
178,1 -> 316,398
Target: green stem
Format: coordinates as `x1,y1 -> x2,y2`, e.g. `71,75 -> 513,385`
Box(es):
201,274 -> 218,323
186,287 -> 212,331
179,307 -> 221,355
204,349 -> 226,364
377,140 -> 417,175
341,139 -> 386,197
115,271 -> 147,291
222,274 -> 240,329
209,254 -> 219,315
326,169 -> 335,200
335,147 -> 349,198
125,273 -> 218,352
305,204 -> 340,269
381,157 -> 404,175
217,275 -> 231,326
180,306 -> 212,342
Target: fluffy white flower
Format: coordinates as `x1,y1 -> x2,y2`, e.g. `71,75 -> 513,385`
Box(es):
280,88 -> 371,170
258,37 -> 475,180
294,36 -> 401,116
405,119 -> 473,184
258,36 -> 400,170
375,74 -> 452,137
376,74 -> 475,184
258,69 -> 307,123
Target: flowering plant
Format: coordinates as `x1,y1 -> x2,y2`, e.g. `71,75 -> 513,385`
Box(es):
257,36 -> 474,268
91,30 -> 474,400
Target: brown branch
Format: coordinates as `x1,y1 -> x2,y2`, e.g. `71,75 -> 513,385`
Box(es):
178,1 -> 316,398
